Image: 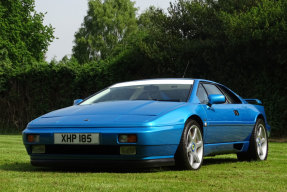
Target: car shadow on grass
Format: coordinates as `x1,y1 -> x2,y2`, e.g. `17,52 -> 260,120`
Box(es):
203,157 -> 239,165
0,157 -> 239,173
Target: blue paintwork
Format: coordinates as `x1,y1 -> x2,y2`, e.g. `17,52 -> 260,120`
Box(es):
22,79 -> 271,165
208,94 -> 226,105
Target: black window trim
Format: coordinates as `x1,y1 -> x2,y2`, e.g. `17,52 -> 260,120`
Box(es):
186,84 -> 194,102
216,84 -> 242,104
200,82 -> 224,96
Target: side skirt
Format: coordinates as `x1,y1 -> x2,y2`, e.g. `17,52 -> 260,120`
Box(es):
204,141 -> 249,157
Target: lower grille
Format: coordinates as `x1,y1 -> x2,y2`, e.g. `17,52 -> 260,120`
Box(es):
45,145 -> 120,155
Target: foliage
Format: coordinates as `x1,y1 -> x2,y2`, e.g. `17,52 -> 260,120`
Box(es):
0,0 -> 54,66
127,0 -> 287,136
0,59 -> 108,131
0,0 -> 286,136
72,0 -> 138,63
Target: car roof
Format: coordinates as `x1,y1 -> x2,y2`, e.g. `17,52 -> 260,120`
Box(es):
111,78 -> 196,88
111,78 -> 223,88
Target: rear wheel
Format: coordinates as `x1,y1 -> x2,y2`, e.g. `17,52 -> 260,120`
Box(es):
175,120 -> 204,170
237,118 -> 268,161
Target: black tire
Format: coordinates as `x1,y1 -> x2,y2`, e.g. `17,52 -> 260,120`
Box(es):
175,120 -> 204,170
237,118 -> 268,161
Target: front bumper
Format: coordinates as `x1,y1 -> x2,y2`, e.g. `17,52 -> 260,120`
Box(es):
23,125 -> 183,167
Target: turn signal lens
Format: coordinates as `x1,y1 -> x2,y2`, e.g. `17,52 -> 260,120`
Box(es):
118,134 -> 137,143
27,135 -> 39,143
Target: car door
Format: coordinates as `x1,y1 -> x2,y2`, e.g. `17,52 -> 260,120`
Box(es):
197,83 -> 244,144
217,84 -> 255,141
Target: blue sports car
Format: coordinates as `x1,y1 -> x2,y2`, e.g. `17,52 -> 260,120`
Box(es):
22,79 -> 270,170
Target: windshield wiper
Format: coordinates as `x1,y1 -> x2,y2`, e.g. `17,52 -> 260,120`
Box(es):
151,99 -> 181,102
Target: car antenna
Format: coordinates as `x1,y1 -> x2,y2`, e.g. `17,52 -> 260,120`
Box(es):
182,60 -> 190,78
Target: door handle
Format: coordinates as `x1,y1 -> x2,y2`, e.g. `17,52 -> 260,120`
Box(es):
233,110 -> 239,116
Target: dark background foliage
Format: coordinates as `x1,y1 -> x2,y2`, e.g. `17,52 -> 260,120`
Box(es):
0,0 -> 286,136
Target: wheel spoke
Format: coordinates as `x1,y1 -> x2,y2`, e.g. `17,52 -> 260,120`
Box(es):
187,143 -> 192,153
196,141 -> 203,148
258,127 -> 262,138
188,132 -> 193,143
192,128 -> 197,140
189,153 -> 194,165
258,146 -> 263,156
261,138 -> 266,145
193,153 -> 200,163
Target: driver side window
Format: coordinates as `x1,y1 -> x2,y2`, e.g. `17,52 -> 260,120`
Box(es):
197,84 -> 208,104
202,83 -> 223,95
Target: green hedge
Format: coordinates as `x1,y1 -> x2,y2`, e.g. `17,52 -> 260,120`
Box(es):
0,61 -> 105,132
0,49 -> 286,136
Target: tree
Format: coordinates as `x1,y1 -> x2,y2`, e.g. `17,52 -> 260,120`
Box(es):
72,0 -> 138,63
0,0 -> 54,66
134,0 -> 287,135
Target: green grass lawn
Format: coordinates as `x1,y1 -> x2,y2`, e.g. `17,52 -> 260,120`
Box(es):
0,135 -> 286,192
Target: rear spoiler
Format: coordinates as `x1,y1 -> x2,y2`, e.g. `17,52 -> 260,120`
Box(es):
244,99 -> 262,105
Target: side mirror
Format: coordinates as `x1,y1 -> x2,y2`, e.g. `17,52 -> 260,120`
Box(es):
73,99 -> 83,105
208,94 -> 226,106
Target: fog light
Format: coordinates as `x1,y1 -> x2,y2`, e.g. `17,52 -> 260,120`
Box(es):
118,134 -> 137,143
31,145 -> 45,154
120,146 -> 136,155
27,135 -> 40,143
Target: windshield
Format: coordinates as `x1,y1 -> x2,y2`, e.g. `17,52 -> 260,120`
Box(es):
80,81 -> 193,105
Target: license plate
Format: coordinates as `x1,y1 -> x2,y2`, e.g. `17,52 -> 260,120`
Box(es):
54,133 -> 99,144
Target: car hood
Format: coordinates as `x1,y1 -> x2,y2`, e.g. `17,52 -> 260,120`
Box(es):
28,100 -> 186,128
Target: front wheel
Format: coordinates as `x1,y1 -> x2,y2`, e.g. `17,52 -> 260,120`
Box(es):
175,120 -> 204,170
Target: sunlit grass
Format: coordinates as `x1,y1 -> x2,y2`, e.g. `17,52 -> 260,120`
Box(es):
0,135 -> 286,192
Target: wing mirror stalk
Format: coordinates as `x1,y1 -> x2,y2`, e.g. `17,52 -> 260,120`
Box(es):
73,99 -> 83,105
